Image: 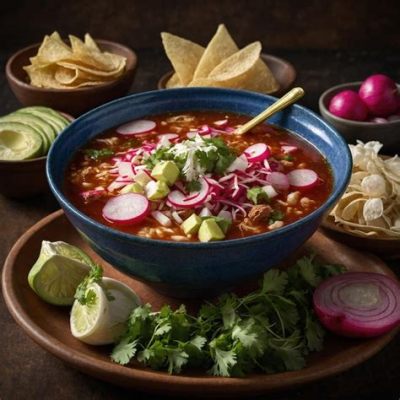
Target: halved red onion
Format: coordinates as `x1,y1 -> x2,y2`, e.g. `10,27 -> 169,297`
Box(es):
117,120 -> 156,135
244,143 -> 270,163
287,169 -> 318,190
167,178 -> 209,208
266,171 -> 290,191
313,272 -> 400,338
102,193 -> 150,225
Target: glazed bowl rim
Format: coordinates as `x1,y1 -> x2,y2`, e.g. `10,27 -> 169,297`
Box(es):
47,87 -> 352,249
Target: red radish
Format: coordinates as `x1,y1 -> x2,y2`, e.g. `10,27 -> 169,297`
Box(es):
281,145 -> 298,154
117,120 -> 156,135
199,207 -> 213,217
218,210 -> 232,222
198,124 -> 211,134
157,133 -> 179,141
313,272 -> 400,338
287,169 -> 318,190
359,74 -> 399,117
118,162 -> 135,179
102,193 -> 150,225
262,184 -> 278,199
370,117 -> 387,124
266,171 -> 290,191
244,143 -> 270,162
107,179 -> 131,192
168,178 -> 209,208
328,90 -> 368,121
151,211 -> 172,227
80,188 -> 106,201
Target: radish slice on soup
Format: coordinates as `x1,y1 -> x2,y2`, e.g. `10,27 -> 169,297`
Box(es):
287,169 -> 318,190
266,171 -> 290,191
244,143 -> 270,162
168,178 -> 209,208
102,193 -> 150,224
117,120 -> 156,135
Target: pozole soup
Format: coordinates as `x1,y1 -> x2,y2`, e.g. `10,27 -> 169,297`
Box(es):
65,111 -> 332,242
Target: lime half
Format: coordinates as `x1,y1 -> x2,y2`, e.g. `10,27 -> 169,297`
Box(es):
70,277 -> 141,345
28,241 -> 93,305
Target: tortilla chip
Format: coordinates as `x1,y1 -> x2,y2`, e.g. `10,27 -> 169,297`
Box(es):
193,24 -> 238,79
36,34 -> 73,64
208,42 -> 261,84
161,32 -> 204,85
166,73 -> 182,88
84,33 -> 101,53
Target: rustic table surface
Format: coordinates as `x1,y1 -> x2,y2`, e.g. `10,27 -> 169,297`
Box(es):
0,48 -> 399,400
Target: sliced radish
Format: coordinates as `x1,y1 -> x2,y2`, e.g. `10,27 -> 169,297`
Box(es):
227,154 -> 249,172
171,211 -> 183,224
107,179 -> 131,192
281,145 -> 298,154
168,178 -> 209,208
151,211 -> 172,227
243,143 -> 270,163
198,124 -> 211,134
157,133 -> 179,141
266,171 -> 290,191
287,169 -> 319,190
80,188 -> 106,201
102,193 -> 150,225
117,120 -> 156,135
118,161 -> 135,179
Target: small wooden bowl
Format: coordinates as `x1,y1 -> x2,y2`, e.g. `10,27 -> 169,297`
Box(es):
322,217 -> 400,260
319,82 -> 400,154
158,53 -> 296,97
6,40 -> 137,117
0,112 -> 74,198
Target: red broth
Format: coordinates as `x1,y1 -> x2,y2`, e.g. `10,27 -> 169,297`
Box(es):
64,111 -> 332,241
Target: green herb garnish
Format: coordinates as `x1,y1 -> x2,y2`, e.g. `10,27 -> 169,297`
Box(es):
186,180 -> 202,193
74,265 -> 114,305
269,210 -> 284,223
247,186 -> 269,204
84,148 -> 114,161
111,255 -> 344,376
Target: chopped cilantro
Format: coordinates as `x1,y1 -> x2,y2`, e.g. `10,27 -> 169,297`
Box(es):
247,186 -> 269,204
74,265 -> 114,305
269,210 -> 284,223
84,148 -> 114,161
111,255 -> 343,376
282,155 -> 294,161
186,180 -> 202,193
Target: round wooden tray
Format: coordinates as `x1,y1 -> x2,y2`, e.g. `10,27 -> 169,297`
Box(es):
2,210 -> 398,397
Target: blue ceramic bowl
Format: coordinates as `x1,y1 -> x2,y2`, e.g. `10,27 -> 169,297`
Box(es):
47,88 -> 351,297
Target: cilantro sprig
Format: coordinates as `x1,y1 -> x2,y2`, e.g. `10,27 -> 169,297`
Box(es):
111,255 -> 344,376
83,148 -> 114,161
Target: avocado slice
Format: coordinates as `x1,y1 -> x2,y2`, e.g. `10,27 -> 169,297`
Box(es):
0,113 -> 54,151
0,121 -> 43,160
25,106 -> 70,126
17,107 -> 69,134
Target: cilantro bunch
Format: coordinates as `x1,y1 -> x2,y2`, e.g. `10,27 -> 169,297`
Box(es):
111,255 -> 343,376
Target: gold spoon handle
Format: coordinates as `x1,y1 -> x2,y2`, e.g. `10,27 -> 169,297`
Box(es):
234,87 -> 305,135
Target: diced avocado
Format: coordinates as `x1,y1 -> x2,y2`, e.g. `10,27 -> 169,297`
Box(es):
145,180 -> 170,200
151,161 -> 179,185
215,217 -> 231,234
181,213 -> 202,235
0,121 -> 43,160
119,182 -> 144,194
134,171 -> 152,186
198,219 -> 225,242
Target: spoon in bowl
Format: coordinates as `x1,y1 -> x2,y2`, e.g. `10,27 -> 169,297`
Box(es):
234,87 -> 305,135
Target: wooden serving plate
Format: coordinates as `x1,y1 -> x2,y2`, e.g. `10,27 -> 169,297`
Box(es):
2,210 -> 398,397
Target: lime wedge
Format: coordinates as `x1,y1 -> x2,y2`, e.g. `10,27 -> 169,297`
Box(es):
70,277 -> 141,345
28,241 -> 94,305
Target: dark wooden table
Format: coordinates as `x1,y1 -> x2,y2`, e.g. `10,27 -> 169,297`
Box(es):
1,48 -> 399,400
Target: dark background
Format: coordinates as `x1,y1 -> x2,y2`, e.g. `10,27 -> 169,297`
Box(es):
0,1 -> 400,400
1,0 -> 400,51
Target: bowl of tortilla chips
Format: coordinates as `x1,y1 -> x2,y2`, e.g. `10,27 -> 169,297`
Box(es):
6,32 -> 137,116
157,24 -> 296,96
